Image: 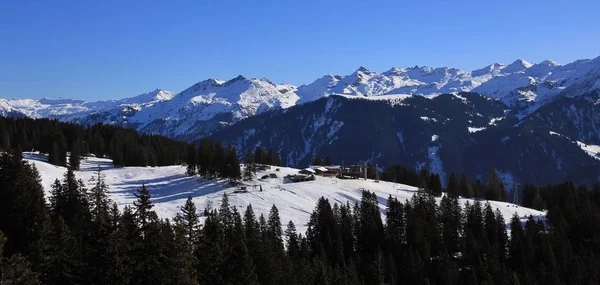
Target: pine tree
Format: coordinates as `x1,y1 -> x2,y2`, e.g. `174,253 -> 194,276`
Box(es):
133,214 -> 168,284
85,166 -> 113,285
447,172 -> 459,198
0,126 -> 10,150
88,165 -> 111,226
186,145 -> 197,176
440,196 -> 462,255
181,196 -> 200,246
313,156 -> 323,166
110,206 -> 137,284
508,214 -> 526,276
1,231 -> 41,285
324,157 -> 332,166
485,167 -> 505,201
254,147 -> 267,165
357,191 -> 385,270
133,184 -> 154,237
267,148 -> 276,165
0,230 -> 4,265
212,142 -> 226,179
429,173 -> 443,197
172,215 -> 199,285
459,173 -> 474,198
267,205 -> 284,250
0,150 -> 49,269
222,208 -> 258,285
2,253 -> 41,285
243,204 -> 261,268
43,217 -> 80,285
244,150 -> 256,180
195,210 -> 225,284
48,142 -> 62,166
111,137 -> 128,167
49,168 -> 91,238
197,139 -> 212,178
226,145 -> 241,183
68,137 -> 82,170
419,168 -> 430,191
285,221 -> 300,258
473,179 -> 485,199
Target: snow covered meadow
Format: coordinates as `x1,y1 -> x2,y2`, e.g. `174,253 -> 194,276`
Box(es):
26,153 -> 545,233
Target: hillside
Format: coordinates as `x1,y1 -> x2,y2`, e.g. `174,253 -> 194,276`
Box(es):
210,93 -> 600,187
26,152 -> 544,232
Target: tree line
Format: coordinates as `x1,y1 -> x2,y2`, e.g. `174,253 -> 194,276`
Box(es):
185,142 -> 283,182
0,116 -> 190,169
185,139 -> 241,182
382,165 -> 508,201
2,148 -> 600,284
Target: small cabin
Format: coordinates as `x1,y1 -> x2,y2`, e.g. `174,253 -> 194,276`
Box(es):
287,174 -> 315,183
260,173 -> 279,179
299,168 -> 316,175
257,164 -> 271,171
311,166 -> 338,177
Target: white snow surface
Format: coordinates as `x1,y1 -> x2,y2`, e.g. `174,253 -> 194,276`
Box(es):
25,153 -> 544,233
576,141 -> 600,160
468,127 -> 486,133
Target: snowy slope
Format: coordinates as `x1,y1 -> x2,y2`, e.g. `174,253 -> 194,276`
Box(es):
26,153 -> 544,233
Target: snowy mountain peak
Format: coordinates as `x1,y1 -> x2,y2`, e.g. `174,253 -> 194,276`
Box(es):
472,63 -> 505,77
120,89 -> 176,104
383,67 -> 404,75
539,59 -> 560,67
407,65 -> 434,73
228,75 -> 247,83
152,89 -> 177,101
187,78 -> 224,92
355,66 -> 370,73
502,59 -> 534,73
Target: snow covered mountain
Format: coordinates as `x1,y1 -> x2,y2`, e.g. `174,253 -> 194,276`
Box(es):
2,55 -> 600,141
297,56 -> 600,111
127,76 -> 298,140
0,77 -> 298,140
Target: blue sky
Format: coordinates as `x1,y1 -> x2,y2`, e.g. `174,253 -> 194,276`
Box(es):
1,0 -> 599,101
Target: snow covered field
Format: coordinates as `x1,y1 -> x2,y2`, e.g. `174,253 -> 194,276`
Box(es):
25,153 -> 544,233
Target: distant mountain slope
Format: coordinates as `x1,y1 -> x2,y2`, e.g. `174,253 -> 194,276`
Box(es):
209,93 -> 600,186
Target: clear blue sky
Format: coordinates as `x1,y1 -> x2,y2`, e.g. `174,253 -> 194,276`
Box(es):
1,0 -> 599,101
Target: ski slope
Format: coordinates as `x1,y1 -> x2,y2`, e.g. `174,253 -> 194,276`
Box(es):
25,153 -> 544,233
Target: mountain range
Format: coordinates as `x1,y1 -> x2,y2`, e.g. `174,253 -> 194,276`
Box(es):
2,55 -> 600,187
